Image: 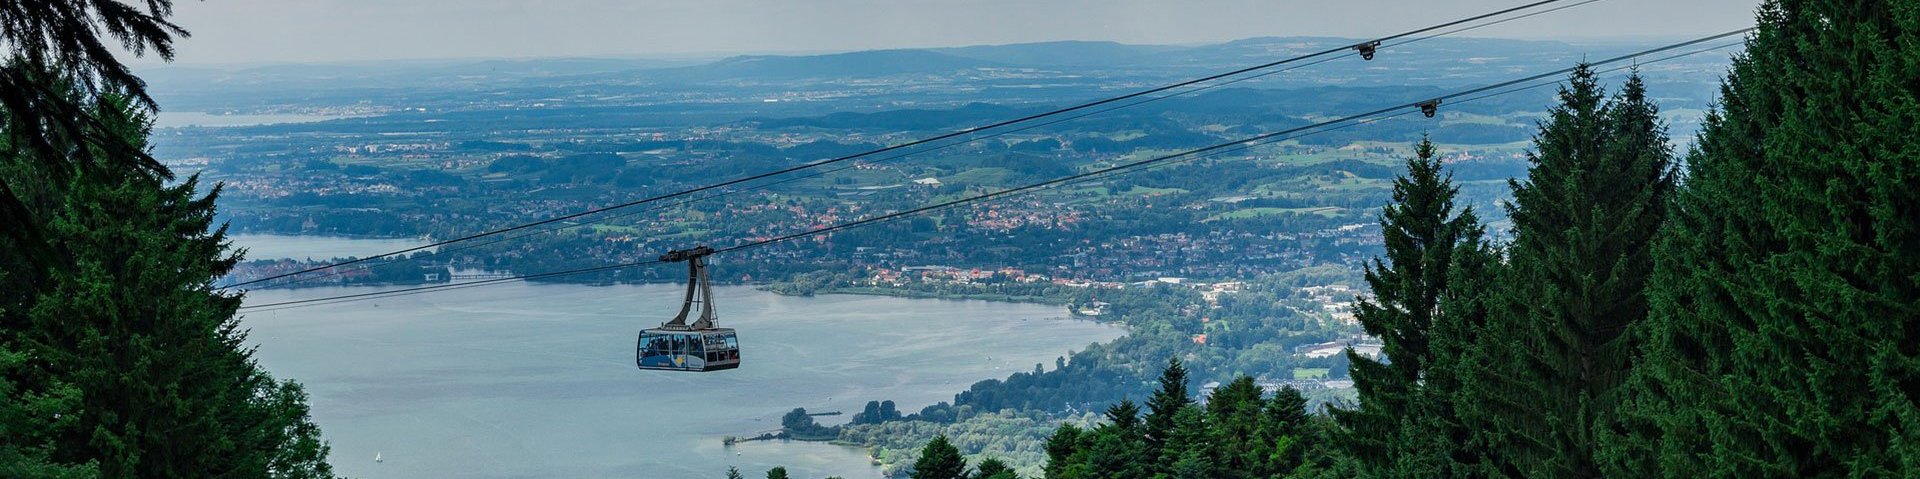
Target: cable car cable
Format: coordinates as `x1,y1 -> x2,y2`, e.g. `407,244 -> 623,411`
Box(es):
223,0 -> 1579,290
236,30 -> 1749,312
1019,39 -> 1752,199
237,32 -> 1749,312
708,29 -> 1752,255
245,0 -> 1600,289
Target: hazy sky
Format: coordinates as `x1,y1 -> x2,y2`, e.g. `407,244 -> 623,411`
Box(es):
150,0 -> 1764,65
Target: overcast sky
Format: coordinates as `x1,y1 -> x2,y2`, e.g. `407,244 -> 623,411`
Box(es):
148,0 -> 1763,65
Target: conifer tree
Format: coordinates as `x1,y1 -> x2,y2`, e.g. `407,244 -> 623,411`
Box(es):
1045,379 -> 1320,479
1143,357 -> 1191,468
726,466 -> 744,479
1264,386 -> 1312,475
1287,415 -> 1363,479
0,88 -> 333,477
1424,217 -> 1497,477
1462,65 -> 1675,478
1083,400 -> 1151,479
1206,377 -> 1266,478
1605,1 -> 1920,476
1158,406 -> 1214,479
1333,136 -> 1483,477
973,457 -> 1019,479
2,1 -> 189,270
912,435 -> 967,479
0,342 -> 93,478
765,466 -> 790,479
1104,400 -> 1143,434
1042,424 -> 1085,479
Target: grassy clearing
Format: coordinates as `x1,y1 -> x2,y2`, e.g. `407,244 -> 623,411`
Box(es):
1205,206 -> 1342,222
1439,111 -> 1518,127
586,224 -> 640,234
1124,186 -> 1188,196
948,167 -> 1016,186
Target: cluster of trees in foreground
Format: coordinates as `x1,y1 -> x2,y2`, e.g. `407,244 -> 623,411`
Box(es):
1327,1 -> 1918,477
795,270 -> 1362,475
745,361 -> 1335,479
753,1 -> 1919,477
1,1 -> 335,477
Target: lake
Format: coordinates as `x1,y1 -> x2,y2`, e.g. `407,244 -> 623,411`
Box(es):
237,238 -> 1123,479
155,111 -> 367,128
230,233 -> 432,261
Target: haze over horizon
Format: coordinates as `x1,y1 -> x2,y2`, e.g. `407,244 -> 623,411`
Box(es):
145,0 -> 1761,66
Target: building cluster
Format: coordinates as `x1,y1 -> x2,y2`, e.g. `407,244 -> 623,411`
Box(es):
1300,284 -> 1358,324
964,203 -> 1084,231
865,265 -> 1052,286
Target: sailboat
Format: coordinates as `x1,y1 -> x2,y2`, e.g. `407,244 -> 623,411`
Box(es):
375,452 -> 383,463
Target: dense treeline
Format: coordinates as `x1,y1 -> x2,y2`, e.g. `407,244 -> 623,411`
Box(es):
748,361 -> 1332,479
839,276 -> 1357,422
1040,360 -> 1323,479
792,273 -> 1360,475
1323,1 -> 1919,478
1603,1 -> 1919,475
839,409 -> 1097,477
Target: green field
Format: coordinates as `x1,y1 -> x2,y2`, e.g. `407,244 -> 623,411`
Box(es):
1124,186 -> 1188,196
947,167 -> 1017,186
1205,206 -> 1343,222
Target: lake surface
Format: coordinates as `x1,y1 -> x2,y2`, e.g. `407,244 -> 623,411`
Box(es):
156,111 -> 366,128
241,244 -> 1122,479
232,233 -> 432,261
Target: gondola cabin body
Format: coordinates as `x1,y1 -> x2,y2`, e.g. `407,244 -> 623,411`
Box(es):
637,328 -> 739,371
637,246 -> 740,372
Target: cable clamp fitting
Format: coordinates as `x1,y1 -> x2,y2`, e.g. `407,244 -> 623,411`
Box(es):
1417,99 -> 1442,118
1355,41 -> 1382,61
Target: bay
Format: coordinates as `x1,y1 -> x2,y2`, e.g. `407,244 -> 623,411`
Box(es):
231,233 -> 432,261
242,278 -> 1122,478
155,111 -> 367,128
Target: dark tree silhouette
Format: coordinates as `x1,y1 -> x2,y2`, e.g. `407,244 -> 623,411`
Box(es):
1,0 -> 187,265
974,457 -> 1019,479
911,435 -> 967,479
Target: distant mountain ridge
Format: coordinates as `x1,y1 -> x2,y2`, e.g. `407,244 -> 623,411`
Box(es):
931,40 -> 1183,67
149,35 -> 1610,88
644,49 -> 1002,83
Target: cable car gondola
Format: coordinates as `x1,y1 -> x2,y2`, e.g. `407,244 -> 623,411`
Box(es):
637,246 -> 740,372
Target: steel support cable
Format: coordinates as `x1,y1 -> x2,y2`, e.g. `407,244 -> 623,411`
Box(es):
251,0 -> 1601,289
1027,39 -> 1752,196
711,29 -> 1752,254
224,0 -> 1575,289
238,111 -> 1448,312
240,118 -> 1390,313
237,30 -> 1750,312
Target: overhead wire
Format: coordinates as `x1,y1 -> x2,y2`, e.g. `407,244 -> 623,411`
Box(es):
707,29 -> 1753,254
252,3 -> 1594,290
245,0 -> 1600,289
1020,38 -> 1755,193
237,30 -> 1752,313
224,0 -> 1579,290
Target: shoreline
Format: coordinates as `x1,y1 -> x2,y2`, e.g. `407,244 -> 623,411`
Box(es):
788,286 -> 1071,306
744,285 -> 1126,477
